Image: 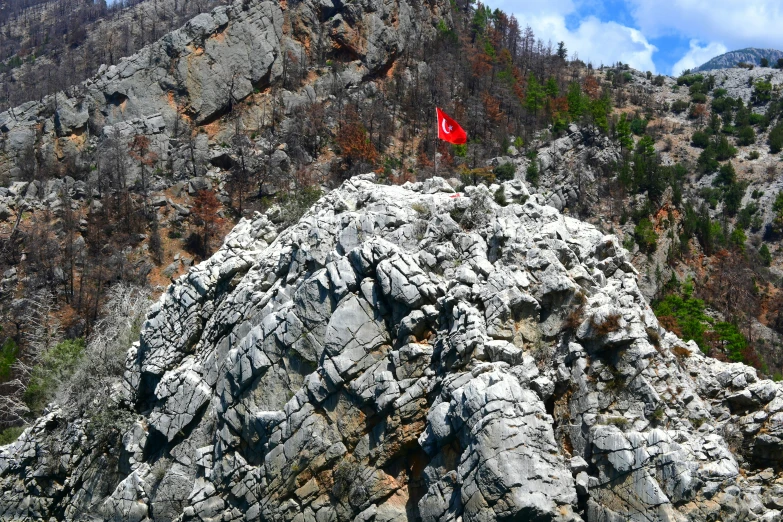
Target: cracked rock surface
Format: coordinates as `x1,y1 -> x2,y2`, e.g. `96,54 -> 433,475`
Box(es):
2,175 -> 783,521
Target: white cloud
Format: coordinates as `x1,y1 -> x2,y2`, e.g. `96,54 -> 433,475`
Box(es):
514,13 -> 658,73
486,0 -> 576,16
629,0 -> 783,50
671,40 -> 728,76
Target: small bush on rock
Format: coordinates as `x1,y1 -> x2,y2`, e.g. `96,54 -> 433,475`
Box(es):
493,185 -> 507,206
671,100 -> 689,114
493,162 -> 516,181
769,124 -> 783,154
606,416 -> 629,428
634,218 -> 658,253
691,130 -> 710,148
590,313 -> 622,336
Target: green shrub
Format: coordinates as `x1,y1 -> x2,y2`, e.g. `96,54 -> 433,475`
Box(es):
759,244 -> 772,266
714,322 -> 747,362
630,117 -> 648,135
734,105 -> 751,127
634,218 -> 658,253
729,227 -> 746,251
713,88 -> 728,98
691,130 -> 710,148
689,82 -> 707,95
752,79 -> 773,104
0,338 -> 18,381
653,287 -> 708,350
493,162 -> 516,181
737,203 -> 758,229
699,187 -> 721,208
714,136 -> 737,160
769,124 -> 783,154
771,191 -> 783,234
671,100 -> 689,114
690,92 -> 708,104
697,148 -> 719,173
714,163 -> 736,186
749,113 -> 766,126
526,160 -> 540,187
737,126 -> 756,146
452,143 -> 468,158
723,182 -> 746,216
677,73 -> 704,86
748,150 -> 760,160
493,185 -> 507,206
23,338 -> 86,416
712,96 -> 738,114
0,426 -> 24,445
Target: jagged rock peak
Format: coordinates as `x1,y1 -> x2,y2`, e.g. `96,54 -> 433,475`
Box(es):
2,176 -> 783,521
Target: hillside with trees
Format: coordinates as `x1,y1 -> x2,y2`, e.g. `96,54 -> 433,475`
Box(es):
0,0 -> 230,111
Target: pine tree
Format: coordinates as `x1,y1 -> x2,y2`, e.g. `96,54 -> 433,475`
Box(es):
556,41 -> 567,61
545,77 -> 559,98
759,244 -> 772,266
525,74 -> 545,117
566,82 -> 584,119
616,114 -> 633,152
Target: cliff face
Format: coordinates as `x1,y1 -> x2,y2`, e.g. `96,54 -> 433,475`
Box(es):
694,48 -> 783,72
2,176 -> 783,521
0,0 -> 446,181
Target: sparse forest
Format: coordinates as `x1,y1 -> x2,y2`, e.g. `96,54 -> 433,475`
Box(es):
0,0 -> 230,111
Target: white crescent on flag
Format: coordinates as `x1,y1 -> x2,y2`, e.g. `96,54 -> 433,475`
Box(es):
436,107 -> 467,144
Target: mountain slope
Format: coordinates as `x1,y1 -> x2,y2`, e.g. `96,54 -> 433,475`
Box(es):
0,0 -> 444,179
0,0 -> 231,112
694,47 -> 783,71
1,176 -> 782,521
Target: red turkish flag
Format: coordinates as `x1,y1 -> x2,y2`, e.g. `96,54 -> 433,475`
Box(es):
436,107 -> 467,144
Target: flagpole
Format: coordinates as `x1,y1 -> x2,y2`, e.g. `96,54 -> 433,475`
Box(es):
434,107 -> 438,178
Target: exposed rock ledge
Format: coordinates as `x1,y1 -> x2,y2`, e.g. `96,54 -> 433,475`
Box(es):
2,176 -> 783,521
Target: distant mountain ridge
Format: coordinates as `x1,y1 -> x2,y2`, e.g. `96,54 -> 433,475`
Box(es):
694,47 -> 783,71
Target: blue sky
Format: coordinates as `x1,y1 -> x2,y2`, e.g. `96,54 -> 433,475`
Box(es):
483,0 -> 783,75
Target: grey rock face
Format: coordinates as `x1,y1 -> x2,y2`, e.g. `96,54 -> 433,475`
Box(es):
0,0 -> 447,182
694,48 -> 783,72
2,176 -> 783,521
499,125 -> 620,214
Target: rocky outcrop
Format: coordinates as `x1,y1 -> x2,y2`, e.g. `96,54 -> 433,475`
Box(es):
694,48 -> 783,72
492,124 -> 620,214
2,176 -> 783,521
707,68 -> 783,105
0,0 -> 448,182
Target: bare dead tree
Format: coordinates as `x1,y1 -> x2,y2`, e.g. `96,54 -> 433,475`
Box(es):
0,290 -> 59,428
